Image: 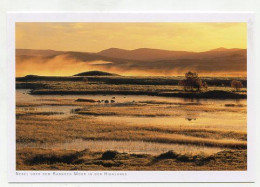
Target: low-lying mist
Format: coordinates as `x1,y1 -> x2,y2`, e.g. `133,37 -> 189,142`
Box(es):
16,53 -> 246,77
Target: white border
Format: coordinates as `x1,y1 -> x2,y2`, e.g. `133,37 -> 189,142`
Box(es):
7,12 -> 255,183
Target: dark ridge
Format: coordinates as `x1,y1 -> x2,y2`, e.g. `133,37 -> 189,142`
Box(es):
74,71 -> 120,76
30,90 -> 246,100
16,75 -> 247,87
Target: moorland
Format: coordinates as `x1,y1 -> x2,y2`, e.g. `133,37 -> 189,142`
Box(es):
16,70 -> 247,170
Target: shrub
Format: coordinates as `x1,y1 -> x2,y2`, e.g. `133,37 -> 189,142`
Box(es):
101,150 -> 118,160
231,80 -> 243,91
179,71 -> 207,92
176,154 -> 193,162
155,151 -> 179,160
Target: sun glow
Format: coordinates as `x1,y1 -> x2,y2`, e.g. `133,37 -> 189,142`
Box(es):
16,22 -> 247,77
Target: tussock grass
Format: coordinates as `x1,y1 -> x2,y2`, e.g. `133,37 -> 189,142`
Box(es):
225,104 -> 246,107
73,101 -> 246,119
16,110 -> 64,117
81,134 -> 247,149
154,150 -> 215,165
101,150 -> 119,160
74,105 -> 179,117
17,77 -> 246,99
137,100 -> 203,105
135,126 -> 247,141
155,151 -> 179,159
16,114 -> 247,149
16,148 -> 247,170
15,79 -> 247,170
25,149 -> 88,165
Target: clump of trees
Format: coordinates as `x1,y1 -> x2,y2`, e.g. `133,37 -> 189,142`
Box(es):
231,80 -> 243,91
179,71 -> 208,92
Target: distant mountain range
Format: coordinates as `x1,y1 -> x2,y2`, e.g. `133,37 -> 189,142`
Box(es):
16,47 -> 247,77
97,47 -> 246,61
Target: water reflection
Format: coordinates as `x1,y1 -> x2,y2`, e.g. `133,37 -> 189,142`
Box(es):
16,89 -> 247,105
16,89 -> 247,155
16,89 -> 247,131
185,110 -> 199,121
183,98 -> 201,103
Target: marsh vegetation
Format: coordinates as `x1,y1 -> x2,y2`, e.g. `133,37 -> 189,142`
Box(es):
16,74 -> 247,170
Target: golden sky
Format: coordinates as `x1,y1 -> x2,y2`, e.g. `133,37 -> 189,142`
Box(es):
16,22 -> 247,52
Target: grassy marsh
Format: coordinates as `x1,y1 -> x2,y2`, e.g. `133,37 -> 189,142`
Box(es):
15,75 -> 247,170
16,148 -> 246,170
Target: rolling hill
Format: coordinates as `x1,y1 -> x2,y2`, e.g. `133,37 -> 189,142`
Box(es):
97,47 -> 246,61
16,48 -> 247,77
97,48 -> 195,61
74,71 -> 120,76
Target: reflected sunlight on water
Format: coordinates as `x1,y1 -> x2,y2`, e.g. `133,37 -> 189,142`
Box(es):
16,89 -> 247,154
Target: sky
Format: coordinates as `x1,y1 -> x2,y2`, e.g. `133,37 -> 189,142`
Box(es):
15,22 -> 247,77
16,22 -> 247,52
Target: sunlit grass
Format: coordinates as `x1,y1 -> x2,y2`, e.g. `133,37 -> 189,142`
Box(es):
16,112 -> 246,149
16,148 -> 247,170
15,77 -> 247,170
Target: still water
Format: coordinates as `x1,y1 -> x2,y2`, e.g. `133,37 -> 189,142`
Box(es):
16,89 -> 247,131
16,89 -> 247,154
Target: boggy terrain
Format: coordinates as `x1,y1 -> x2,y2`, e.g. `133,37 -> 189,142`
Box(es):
16,73 -> 246,99
17,148 -> 246,170
16,73 -> 247,170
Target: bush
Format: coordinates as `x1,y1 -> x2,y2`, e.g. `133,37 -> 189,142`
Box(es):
231,80 -> 243,91
101,150 -> 118,160
179,72 -> 207,92
155,151 -> 179,160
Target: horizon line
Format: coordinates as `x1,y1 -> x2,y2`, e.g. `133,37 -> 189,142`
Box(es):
15,47 -> 247,54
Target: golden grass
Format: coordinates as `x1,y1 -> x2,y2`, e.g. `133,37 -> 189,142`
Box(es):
73,100 -> 246,118
16,113 -> 246,149
15,85 -> 247,170
17,80 -> 247,94
16,148 -> 247,171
